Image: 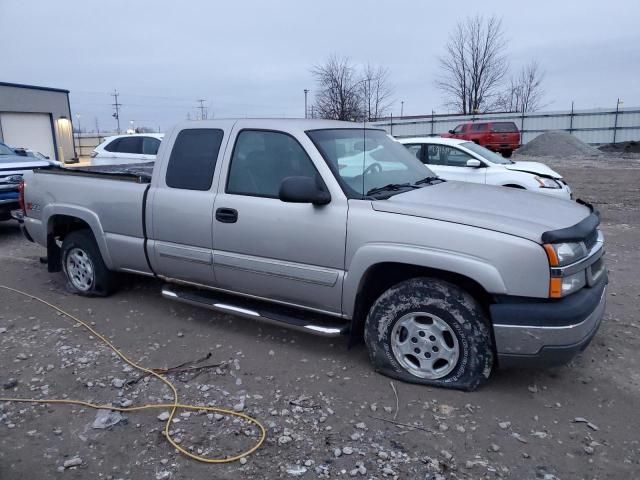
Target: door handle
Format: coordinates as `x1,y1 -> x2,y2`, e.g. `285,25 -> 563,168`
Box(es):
215,208 -> 238,223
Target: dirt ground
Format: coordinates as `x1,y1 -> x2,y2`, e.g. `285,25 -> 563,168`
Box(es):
1,153 -> 639,480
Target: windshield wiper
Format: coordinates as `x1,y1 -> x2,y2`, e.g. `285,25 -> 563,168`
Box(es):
366,182 -> 415,196
414,176 -> 443,186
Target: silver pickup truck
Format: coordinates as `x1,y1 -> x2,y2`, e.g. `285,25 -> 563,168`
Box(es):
18,119 -> 607,390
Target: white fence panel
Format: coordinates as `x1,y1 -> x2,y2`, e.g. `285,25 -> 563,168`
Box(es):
373,106 -> 640,145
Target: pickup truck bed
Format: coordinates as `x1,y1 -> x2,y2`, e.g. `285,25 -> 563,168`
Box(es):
38,163 -> 154,184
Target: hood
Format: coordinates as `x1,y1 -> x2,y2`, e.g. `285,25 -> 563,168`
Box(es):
504,161 -> 562,179
371,181 -> 590,243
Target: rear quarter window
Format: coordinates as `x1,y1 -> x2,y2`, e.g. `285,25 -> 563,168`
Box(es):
165,129 -> 224,190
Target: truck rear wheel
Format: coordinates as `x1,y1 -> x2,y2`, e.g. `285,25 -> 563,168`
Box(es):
61,230 -> 115,297
364,277 -> 493,391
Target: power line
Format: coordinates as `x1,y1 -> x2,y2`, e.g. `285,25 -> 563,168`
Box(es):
111,90 -> 121,134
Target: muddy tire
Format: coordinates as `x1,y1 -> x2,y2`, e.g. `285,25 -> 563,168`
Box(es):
61,230 -> 116,297
364,277 -> 493,391
502,150 -> 513,158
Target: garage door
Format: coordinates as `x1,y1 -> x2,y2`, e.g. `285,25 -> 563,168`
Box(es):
0,112 -> 56,160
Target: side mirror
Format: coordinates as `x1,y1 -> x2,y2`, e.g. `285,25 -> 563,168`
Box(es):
448,130 -> 454,134
279,176 -> 331,205
466,159 -> 482,168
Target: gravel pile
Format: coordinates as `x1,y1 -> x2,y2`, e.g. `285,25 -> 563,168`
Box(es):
517,130 -> 600,157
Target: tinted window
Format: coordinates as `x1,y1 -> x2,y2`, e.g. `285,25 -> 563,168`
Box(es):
166,129 -> 223,190
227,130 -> 318,198
116,136 -> 142,154
491,122 -> 518,132
424,145 -> 473,167
470,123 -> 488,132
142,137 -> 161,155
104,139 -> 120,152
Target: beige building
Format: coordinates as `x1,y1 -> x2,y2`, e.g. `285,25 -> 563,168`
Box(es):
0,81 -> 76,163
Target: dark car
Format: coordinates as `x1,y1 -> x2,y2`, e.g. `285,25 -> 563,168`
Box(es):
441,121 -> 521,157
0,141 -> 50,221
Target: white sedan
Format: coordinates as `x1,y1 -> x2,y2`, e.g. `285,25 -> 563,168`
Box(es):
399,137 -> 572,199
91,133 -> 164,166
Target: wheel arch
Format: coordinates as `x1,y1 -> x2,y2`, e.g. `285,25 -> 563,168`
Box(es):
45,207 -> 113,271
345,247 -> 505,344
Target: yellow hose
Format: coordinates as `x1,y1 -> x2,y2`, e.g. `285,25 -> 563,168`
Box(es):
0,285 -> 266,463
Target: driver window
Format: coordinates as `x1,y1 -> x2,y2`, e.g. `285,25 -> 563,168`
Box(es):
227,130 -> 318,198
424,145 -> 474,167
453,124 -> 464,134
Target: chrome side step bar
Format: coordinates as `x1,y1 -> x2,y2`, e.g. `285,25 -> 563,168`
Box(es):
161,285 -> 349,337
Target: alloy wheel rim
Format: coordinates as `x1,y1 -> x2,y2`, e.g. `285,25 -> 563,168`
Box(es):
66,248 -> 94,292
390,312 -> 460,379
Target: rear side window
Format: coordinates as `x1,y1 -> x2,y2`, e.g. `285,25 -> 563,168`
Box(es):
142,137 -> 161,155
165,129 -> 224,190
470,123 -> 488,132
227,130 -> 318,198
115,136 -> 142,154
491,122 -> 518,132
104,139 -> 120,152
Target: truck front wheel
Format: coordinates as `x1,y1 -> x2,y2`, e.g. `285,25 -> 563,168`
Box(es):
364,277 -> 493,391
61,230 -> 115,297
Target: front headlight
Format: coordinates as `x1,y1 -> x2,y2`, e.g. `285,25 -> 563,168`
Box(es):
544,242 -> 586,267
534,176 -> 561,189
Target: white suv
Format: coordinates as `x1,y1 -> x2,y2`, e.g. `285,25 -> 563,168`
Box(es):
399,137 -> 571,199
91,133 -> 164,166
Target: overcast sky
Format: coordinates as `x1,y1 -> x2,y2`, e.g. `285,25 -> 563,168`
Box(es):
1,0 -> 638,132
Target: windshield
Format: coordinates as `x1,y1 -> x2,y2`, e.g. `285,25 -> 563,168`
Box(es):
0,142 -> 15,156
461,141 -> 513,164
307,129 -> 436,197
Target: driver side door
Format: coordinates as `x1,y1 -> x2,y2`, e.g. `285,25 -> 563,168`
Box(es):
212,127 -> 348,315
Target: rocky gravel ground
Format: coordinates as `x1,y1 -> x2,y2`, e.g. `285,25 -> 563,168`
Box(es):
1,153 -> 639,479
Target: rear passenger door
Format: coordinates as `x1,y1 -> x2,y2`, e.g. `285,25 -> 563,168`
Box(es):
147,126 -> 229,285
212,126 -> 348,315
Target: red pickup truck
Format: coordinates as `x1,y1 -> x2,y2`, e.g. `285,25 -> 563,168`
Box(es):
442,121 -> 520,157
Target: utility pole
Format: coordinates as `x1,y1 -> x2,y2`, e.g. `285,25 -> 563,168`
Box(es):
75,113 -> 81,155
304,89 -> 309,119
613,98 -> 623,143
197,99 -> 207,120
400,101 -> 404,118
111,90 -> 121,134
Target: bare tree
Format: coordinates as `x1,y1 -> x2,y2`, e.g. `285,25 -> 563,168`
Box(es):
437,15 -> 508,113
311,56 -> 364,121
497,61 -> 546,112
360,64 -> 394,121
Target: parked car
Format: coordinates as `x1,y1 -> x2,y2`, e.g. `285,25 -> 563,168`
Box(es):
441,121 -> 520,157
0,141 -> 50,221
91,133 -> 164,166
12,147 -> 63,166
399,137 -> 572,199
17,119 -> 606,390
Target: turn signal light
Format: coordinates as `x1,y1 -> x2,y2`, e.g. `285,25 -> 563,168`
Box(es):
549,277 -> 563,298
